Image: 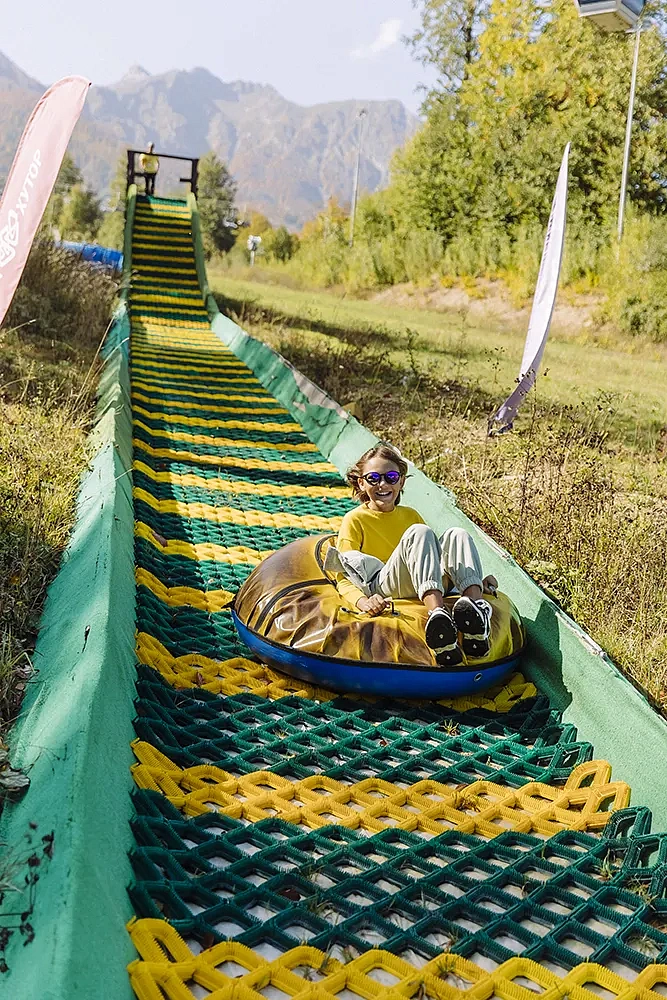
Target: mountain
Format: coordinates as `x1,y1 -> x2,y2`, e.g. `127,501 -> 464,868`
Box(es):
0,54 -> 420,228
0,51 -> 43,92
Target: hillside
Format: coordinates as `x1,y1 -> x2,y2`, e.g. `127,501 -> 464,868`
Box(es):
0,54 -> 419,227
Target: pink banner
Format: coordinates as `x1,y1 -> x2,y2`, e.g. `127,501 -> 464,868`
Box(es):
0,75 -> 90,327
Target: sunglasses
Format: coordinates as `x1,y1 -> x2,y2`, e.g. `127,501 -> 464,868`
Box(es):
359,471 -> 402,486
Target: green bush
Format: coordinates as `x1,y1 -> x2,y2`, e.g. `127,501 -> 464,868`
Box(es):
1,240 -> 119,729
96,210 -> 125,251
596,215 -> 667,342
6,239 -> 118,345
266,226 -> 299,263
242,188 -> 667,341
402,230 -> 443,283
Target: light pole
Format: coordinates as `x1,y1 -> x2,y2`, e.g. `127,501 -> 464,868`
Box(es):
617,27 -> 641,241
572,0 -> 645,241
349,108 -> 367,247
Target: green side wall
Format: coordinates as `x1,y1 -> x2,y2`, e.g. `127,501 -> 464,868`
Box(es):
0,191 -> 138,999
191,200 -> 667,831
123,183 -> 137,278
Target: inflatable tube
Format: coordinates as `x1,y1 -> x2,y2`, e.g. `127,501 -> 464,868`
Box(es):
233,534 -> 526,698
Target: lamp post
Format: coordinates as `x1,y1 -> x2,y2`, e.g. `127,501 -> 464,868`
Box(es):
349,108 -> 367,248
572,0 -> 645,241
617,27 -> 641,241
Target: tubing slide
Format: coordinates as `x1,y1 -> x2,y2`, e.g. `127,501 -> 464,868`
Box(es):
3,186 -> 667,999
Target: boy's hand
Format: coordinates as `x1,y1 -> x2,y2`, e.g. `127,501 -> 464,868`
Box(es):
356,595 -> 390,616
483,574 -> 498,596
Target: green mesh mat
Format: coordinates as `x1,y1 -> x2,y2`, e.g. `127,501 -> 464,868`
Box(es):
126,196 -> 667,996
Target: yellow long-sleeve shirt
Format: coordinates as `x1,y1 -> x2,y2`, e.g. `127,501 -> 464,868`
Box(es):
336,504 -> 424,607
139,153 -> 159,175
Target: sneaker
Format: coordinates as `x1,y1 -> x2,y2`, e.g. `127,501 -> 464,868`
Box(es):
425,607 -> 463,667
453,597 -> 493,657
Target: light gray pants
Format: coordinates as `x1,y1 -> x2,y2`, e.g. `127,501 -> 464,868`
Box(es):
370,524 -> 484,601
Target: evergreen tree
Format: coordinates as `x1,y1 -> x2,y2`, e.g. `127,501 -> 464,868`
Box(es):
54,152 -> 83,195
97,153 -> 128,250
197,152 -> 238,257
58,184 -> 103,241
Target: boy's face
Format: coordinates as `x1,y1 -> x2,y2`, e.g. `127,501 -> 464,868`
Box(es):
359,456 -> 404,512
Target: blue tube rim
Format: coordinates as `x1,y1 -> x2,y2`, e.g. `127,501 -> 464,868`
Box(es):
231,609 -> 526,675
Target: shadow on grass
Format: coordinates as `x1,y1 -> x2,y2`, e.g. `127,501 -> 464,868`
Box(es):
216,289 -> 500,369
278,330 -> 499,428
216,292 -> 395,350
216,290 -> 501,422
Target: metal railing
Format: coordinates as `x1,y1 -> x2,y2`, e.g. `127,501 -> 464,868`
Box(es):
126,150 -> 199,198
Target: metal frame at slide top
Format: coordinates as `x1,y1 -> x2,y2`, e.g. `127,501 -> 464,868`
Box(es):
187,190 -> 667,828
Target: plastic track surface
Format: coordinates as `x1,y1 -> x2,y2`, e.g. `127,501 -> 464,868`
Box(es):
126,197 -> 667,999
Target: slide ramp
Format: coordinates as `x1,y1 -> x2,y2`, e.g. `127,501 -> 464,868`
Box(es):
3,189 -> 667,998
124,196 -> 667,998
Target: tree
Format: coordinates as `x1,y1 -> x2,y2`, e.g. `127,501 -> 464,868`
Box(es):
58,184 -> 103,241
407,0 -> 491,97
47,152 -> 84,233
106,152 -> 128,212
394,0 -> 667,241
267,226 -> 299,262
300,197 -> 348,241
197,151 -> 238,257
54,152 -> 83,196
357,191 -> 397,242
246,210 -> 273,235
96,208 -> 125,250
96,153 -> 128,250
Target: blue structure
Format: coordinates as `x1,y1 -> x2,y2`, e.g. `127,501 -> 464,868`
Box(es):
58,241 -> 124,272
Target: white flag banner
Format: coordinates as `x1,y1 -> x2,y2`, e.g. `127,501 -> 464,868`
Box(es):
489,143 -> 570,434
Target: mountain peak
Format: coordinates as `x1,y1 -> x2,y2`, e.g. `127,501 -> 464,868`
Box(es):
121,64 -> 151,81
1,51 -> 419,229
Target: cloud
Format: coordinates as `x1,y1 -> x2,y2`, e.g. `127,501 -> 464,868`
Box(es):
350,18 -> 402,61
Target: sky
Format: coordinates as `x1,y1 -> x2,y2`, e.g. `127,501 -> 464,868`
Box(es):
2,0 -> 436,113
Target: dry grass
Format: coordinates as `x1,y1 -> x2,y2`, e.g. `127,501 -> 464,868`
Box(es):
217,288 -> 667,712
0,242 -> 118,733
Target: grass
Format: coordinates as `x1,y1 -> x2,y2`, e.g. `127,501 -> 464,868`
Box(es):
0,242 -> 118,735
210,271 -> 667,450
211,271 -> 667,711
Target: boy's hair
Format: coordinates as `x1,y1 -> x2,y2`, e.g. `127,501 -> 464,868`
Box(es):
346,444 -> 409,505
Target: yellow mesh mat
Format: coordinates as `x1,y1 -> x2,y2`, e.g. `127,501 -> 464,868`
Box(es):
128,918 -> 667,1000
136,631 -> 537,709
130,740 -> 629,836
